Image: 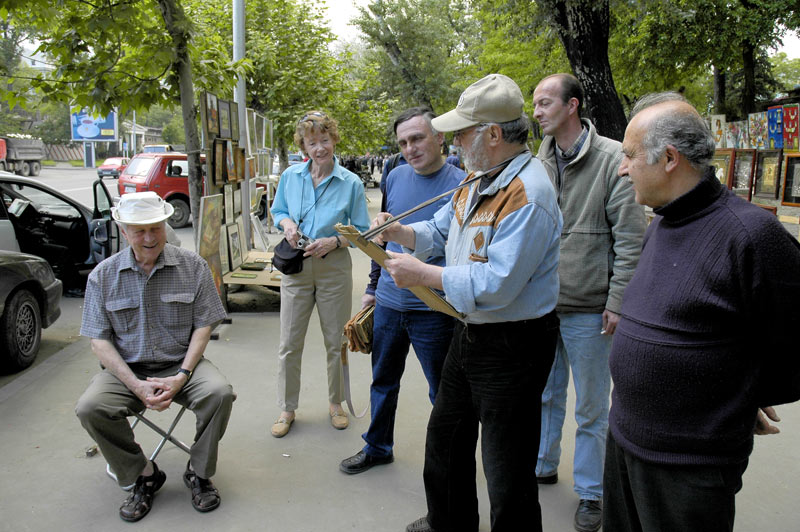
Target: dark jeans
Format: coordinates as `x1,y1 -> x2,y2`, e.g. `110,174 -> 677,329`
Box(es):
362,304 -> 455,458
603,432 -> 748,532
423,313 -> 558,532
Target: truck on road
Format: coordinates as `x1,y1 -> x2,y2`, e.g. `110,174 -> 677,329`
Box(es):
0,136 -> 46,177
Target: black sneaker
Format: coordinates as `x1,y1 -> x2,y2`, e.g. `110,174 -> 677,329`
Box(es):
574,499 -> 602,532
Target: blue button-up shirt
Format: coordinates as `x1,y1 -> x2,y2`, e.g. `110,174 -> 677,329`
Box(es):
270,158 -> 370,238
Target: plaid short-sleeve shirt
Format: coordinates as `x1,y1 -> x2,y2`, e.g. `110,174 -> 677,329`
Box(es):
80,244 -> 227,365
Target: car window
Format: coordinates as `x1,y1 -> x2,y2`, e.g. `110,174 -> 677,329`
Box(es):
2,183 -> 81,218
167,160 -> 188,177
125,157 -> 156,177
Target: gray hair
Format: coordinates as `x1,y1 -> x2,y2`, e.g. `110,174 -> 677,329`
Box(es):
492,113 -> 530,145
630,92 -> 715,170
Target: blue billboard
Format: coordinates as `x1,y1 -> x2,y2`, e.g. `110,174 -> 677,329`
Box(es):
70,109 -> 118,141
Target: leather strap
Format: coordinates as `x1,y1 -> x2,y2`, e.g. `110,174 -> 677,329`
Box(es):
341,342 -> 369,418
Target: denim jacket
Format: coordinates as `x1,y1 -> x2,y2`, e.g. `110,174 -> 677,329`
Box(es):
410,152 -> 562,324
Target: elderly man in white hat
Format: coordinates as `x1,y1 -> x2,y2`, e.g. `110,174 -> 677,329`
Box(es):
75,192 -> 233,522
374,74 -> 563,532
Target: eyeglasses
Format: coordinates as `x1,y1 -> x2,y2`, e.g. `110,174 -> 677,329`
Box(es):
298,111 -> 327,123
453,123 -> 488,141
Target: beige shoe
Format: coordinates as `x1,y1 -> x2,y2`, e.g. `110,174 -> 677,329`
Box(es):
271,417 -> 294,438
330,410 -> 348,430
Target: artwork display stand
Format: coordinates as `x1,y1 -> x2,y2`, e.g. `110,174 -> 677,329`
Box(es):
201,91 -> 278,307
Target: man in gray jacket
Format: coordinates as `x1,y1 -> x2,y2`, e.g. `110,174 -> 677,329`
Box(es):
532,73 -> 645,532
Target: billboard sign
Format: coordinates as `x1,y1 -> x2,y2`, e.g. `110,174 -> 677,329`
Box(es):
70,109 -> 118,141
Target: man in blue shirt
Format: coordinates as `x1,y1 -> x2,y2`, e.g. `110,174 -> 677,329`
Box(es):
340,107 -> 464,475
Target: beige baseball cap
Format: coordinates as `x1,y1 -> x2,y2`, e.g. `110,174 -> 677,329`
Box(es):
432,74 -> 524,133
112,192 -> 174,225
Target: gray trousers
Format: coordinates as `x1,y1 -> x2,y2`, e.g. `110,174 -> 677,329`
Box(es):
75,358 -> 234,487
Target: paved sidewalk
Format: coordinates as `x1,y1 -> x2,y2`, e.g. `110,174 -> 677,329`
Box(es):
0,186 -> 797,531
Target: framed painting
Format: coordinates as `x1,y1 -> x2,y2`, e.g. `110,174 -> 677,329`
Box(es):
748,112 -> 768,150
783,103 -> 799,152
768,105 -> 783,149
223,183 -> 234,225
219,226 -> 230,274
218,99 -> 232,139
214,140 -> 224,186
781,153 -> 800,207
230,101 -> 239,142
247,108 -> 256,154
236,214 -> 247,254
226,140 -> 236,182
731,149 -> 755,200
710,149 -> 735,188
205,92 -> 219,136
197,194 -> 223,296
753,149 -> 783,200
710,114 -> 726,148
251,213 -> 269,251
233,182 -> 242,216
227,222 -> 243,270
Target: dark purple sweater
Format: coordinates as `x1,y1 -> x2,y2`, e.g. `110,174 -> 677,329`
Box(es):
609,167 -> 800,466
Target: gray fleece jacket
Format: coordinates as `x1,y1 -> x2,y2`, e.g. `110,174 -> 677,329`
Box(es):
537,119 -> 645,314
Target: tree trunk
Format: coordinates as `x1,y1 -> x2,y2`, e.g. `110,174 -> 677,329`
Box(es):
741,40 -> 756,115
157,0 -> 202,248
713,65 -> 726,115
539,0 -> 626,141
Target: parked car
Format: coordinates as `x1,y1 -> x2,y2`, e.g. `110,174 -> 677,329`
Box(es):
288,153 -> 303,165
97,157 -> 129,179
118,152 -> 269,228
0,250 -> 62,373
0,172 -> 121,292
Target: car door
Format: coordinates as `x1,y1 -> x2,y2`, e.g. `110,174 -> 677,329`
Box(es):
90,179 -> 121,262
0,197 -> 20,252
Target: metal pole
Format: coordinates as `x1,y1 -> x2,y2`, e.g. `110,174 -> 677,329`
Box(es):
233,0 -> 251,249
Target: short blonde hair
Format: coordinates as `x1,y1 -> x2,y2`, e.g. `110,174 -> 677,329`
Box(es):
294,111 -> 340,156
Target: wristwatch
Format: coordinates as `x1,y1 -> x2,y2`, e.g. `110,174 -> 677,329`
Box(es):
177,368 -> 193,381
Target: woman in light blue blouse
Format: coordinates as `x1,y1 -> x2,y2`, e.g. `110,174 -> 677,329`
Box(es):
269,111 -> 370,438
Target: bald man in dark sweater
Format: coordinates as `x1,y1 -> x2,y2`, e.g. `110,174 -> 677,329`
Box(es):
605,92 -> 800,532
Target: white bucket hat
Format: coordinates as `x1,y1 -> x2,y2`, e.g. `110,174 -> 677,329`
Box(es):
112,192 -> 174,225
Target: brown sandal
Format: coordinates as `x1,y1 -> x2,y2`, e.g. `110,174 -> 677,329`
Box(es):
183,461 -> 221,512
119,462 -> 166,522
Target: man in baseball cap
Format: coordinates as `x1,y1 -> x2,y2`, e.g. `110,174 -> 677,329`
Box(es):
77,191 -> 234,521
373,74 -> 563,532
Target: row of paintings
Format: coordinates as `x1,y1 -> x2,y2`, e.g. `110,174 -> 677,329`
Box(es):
710,149 -> 800,206
210,138 -> 249,186
710,104 -> 800,151
200,91 -> 274,158
202,93 -> 240,142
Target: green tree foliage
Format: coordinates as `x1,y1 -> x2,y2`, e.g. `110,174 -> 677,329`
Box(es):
197,0 -> 394,167
353,0 -> 476,114
770,51 -> 800,93
161,113 -> 186,145
610,1 -> 798,117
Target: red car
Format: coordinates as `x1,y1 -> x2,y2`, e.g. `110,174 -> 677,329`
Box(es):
96,157 -> 129,179
118,153 -> 269,228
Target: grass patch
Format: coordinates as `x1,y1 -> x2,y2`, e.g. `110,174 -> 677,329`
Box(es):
41,160 -> 57,166
68,160 -> 85,167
